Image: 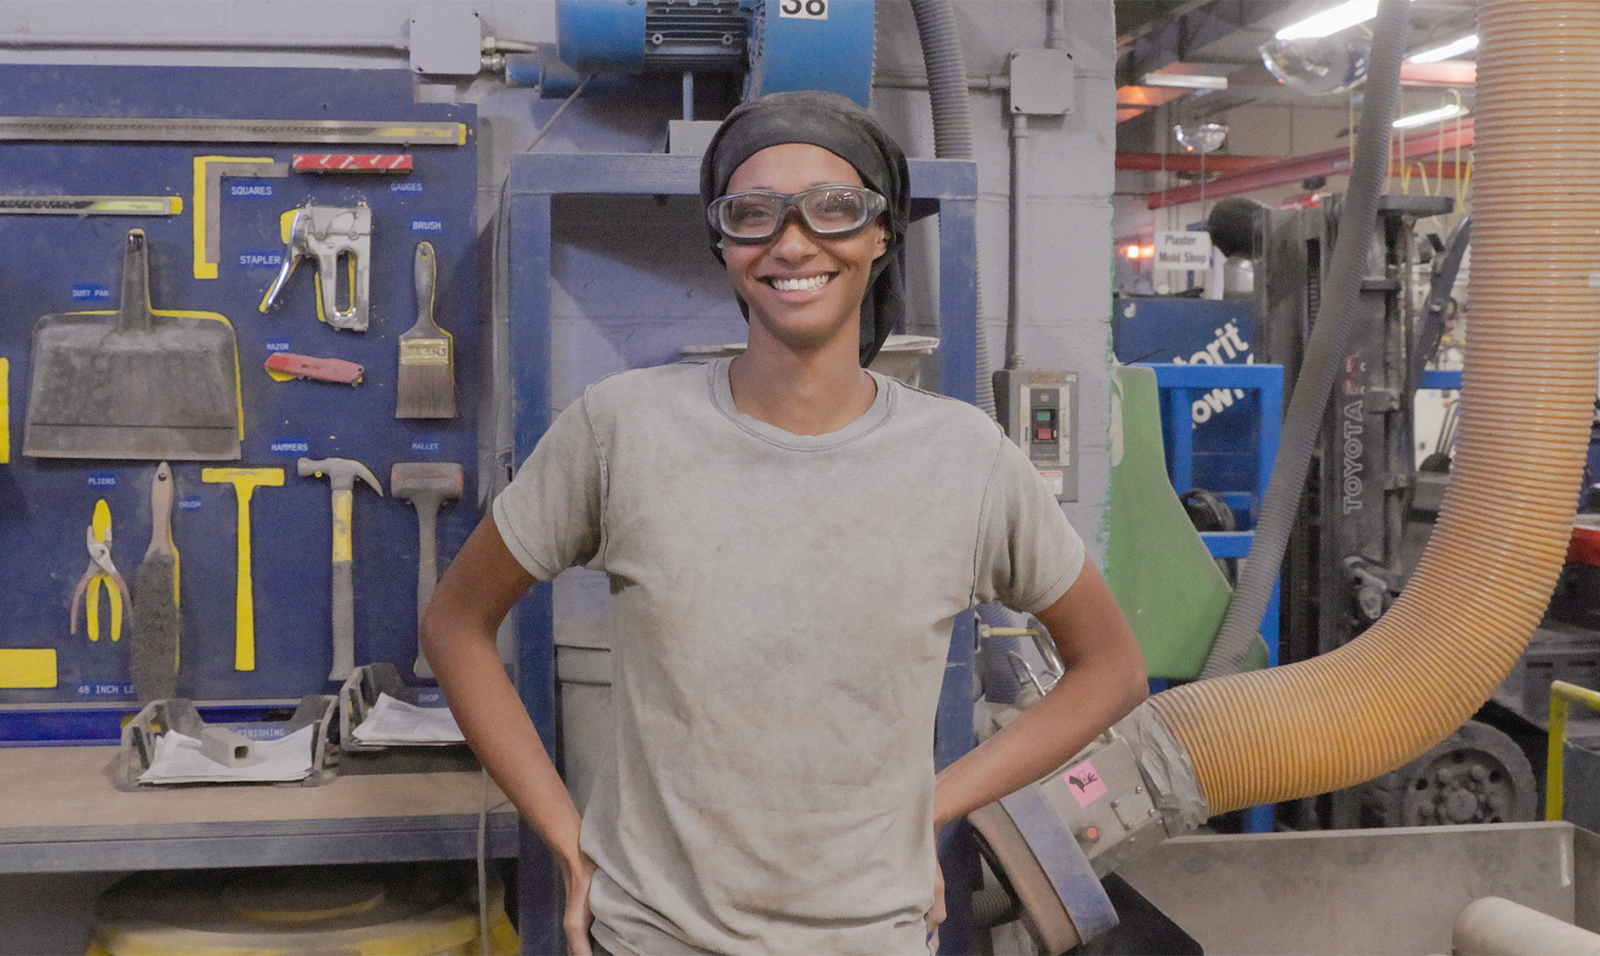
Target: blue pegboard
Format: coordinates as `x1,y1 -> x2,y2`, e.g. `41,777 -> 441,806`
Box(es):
0,66 -> 479,740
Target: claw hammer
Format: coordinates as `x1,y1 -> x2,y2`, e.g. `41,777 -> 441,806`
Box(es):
298,457 -> 382,681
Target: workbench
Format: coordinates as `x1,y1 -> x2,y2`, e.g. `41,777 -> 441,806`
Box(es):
0,746 -> 518,873
0,746 -> 518,954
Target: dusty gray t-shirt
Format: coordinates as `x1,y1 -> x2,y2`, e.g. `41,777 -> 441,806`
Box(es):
493,358 -> 1085,955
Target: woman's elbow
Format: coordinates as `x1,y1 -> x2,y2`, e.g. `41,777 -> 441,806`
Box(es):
1122,661 -> 1150,713
1112,642 -> 1150,715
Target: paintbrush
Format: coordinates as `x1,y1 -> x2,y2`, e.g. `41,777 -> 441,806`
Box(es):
130,462 -> 180,702
396,240 -> 456,419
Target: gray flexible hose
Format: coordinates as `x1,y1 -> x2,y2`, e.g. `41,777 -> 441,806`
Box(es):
977,603 -> 1026,704
909,0 -> 996,416
1199,0 -> 1411,678
910,0 -> 975,160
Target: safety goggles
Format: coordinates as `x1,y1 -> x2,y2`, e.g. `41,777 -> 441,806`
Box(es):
707,184 -> 887,243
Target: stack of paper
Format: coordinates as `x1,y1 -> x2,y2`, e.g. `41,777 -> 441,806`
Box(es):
137,725 -> 315,784
350,692 -> 465,746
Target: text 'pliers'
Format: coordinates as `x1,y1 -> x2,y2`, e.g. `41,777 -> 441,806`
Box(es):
71,499 -> 130,642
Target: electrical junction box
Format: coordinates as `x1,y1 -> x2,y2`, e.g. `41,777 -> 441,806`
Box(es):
410,7 -> 483,75
1008,48 -> 1075,115
668,120 -> 723,156
995,368 -> 1079,502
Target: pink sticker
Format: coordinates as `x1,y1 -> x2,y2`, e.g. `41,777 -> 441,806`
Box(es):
1062,760 -> 1108,808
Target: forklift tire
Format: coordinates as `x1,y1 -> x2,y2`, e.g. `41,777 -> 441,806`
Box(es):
1361,719 -> 1537,827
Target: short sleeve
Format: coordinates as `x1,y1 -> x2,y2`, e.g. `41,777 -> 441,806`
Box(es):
491,393 -> 606,580
974,436 -> 1087,613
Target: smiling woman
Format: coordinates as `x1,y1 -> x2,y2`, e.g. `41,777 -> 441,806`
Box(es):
699,90 -> 912,369
717,143 -> 888,397
422,88 -> 1146,956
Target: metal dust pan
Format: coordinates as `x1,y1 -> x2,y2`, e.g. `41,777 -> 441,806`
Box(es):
24,229 -> 242,460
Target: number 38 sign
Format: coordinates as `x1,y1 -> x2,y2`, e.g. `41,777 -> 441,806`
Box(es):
780,0 -> 828,19
756,0 -> 871,105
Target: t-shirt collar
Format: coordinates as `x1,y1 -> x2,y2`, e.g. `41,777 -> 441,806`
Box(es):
708,356 -> 892,450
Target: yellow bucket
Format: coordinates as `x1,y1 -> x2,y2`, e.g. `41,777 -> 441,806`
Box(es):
87,862 -> 518,956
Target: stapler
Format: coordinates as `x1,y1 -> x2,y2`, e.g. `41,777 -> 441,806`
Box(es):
259,202 -> 372,331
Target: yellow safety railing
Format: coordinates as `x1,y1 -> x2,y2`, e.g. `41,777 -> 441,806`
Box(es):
1546,680 -> 1600,821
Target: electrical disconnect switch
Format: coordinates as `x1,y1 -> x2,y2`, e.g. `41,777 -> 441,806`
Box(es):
995,367 -> 1079,502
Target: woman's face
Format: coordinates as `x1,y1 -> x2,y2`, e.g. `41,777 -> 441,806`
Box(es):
720,143 -> 887,359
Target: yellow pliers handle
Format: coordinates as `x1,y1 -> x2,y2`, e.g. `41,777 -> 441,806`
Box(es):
86,570 -> 124,643
71,501 -> 129,642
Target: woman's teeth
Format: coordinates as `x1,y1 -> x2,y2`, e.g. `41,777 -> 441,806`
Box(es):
769,274 -> 829,292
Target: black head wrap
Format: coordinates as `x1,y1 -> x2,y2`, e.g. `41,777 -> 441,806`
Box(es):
700,90 -> 911,367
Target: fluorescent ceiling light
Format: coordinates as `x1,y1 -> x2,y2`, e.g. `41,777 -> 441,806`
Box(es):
1276,0 -> 1378,41
1142,73 -> 1229,90
1276,0 -> 1425,40
1393,103 -> 1467,129
1407,34 -> 1479,63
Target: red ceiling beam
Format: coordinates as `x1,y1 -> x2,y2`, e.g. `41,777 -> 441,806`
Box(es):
1146,119 -> 1474,209
1120,152 -> 1469,179
1400,60 -> 1477,87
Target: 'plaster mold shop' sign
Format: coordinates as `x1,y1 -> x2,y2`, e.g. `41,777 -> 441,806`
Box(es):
1154,230 -> 1213,268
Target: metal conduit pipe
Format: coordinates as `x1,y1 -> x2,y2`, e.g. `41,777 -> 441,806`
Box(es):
1005,113 -> 1028,370
1142,0 -> 1600,817
872,71 -> 1010,92
1044,0 -> 1065,52
1454,897 -> 1600,956
1001,0 -> 1063,372
0,32 -> 410,51
1198,0 -> 1411,679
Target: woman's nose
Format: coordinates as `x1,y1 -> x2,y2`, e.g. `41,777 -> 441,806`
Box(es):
767,214 -> 818,260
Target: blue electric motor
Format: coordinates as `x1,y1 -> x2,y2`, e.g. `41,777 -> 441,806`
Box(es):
548,0 -> 875,107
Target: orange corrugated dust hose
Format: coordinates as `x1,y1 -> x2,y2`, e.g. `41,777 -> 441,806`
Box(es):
1146,0 -> 1600,816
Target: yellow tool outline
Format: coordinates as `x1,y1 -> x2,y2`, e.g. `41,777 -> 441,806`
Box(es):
202,467 -> 285,671
192,156 -> 286,280
0,195 -> 181,216
1,357 -> 9,464
0,649 -> 56,689
71,500 -> 130,642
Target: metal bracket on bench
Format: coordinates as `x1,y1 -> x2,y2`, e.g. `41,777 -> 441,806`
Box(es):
114,696 -> 336,791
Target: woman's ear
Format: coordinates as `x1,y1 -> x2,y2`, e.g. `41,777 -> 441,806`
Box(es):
874,223 -> 889,259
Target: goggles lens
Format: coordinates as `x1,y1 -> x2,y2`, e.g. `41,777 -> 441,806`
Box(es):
709,185 -> 887,242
